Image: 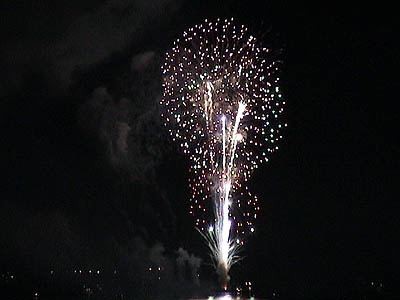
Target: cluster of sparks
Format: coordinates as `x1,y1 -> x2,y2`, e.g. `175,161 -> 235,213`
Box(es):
161,18 -> 285,288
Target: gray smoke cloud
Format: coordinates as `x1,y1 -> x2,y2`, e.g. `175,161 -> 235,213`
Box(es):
1,1 -> 207,296
177,247 -> 202,286
75,48 -> 205,293
131,51 -> 156,71
78,82 -> 167,184
1,0 -> 182,95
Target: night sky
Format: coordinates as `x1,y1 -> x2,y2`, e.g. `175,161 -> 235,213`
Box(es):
1,1 -> 398,299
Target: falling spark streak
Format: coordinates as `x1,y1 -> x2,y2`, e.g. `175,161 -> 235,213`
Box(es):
230,102 -> 246,169
160,18 -> 285,289
221,103 -> 245,270
222,115 -> 226,171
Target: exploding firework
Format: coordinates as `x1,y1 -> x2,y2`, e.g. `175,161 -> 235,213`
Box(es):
161,18 -> 285,289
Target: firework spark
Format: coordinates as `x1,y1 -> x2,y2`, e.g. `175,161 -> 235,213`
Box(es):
161,18 -> 285,289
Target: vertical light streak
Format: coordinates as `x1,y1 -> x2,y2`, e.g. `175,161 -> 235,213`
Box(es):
213,101 -> 246,288
220,115 -> 229,273
222,115 -> 226,172
229,102 -> 246,169
205,81 -> 213,123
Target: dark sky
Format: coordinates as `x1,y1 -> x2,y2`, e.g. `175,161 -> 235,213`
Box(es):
1,1 -> 398,299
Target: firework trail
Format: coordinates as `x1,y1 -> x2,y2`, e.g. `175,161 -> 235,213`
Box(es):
161,18 -> 285,289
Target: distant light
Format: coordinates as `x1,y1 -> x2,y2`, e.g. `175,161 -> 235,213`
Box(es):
250,227 -> 255,232
236,133 -> 243,141
208,225 -> 214,232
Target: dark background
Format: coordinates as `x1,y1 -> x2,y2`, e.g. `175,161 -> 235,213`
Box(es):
1,1 -> 398,299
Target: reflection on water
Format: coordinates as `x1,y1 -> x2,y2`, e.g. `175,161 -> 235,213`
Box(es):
188,293 -> 259,300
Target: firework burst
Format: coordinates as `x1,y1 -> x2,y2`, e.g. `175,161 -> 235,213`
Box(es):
161,18 -> 285,289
